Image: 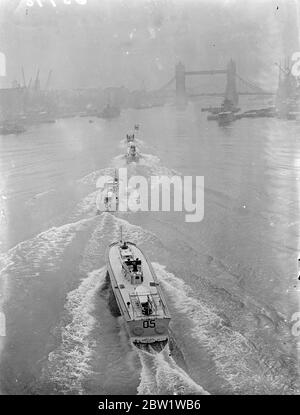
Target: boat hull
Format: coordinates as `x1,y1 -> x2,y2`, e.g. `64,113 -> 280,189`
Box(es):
96,177 -> 119,213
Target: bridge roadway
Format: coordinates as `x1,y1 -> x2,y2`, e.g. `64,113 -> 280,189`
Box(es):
185,69 -> 227,76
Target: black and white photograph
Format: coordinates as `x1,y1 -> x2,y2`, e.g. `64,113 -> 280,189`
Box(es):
0,0 -> 299,399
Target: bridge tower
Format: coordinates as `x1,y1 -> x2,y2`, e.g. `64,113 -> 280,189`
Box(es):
225,59 -> 238,106
175,61 -> 186,101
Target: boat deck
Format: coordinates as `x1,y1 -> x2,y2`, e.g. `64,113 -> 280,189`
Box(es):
108,243 -> 168,320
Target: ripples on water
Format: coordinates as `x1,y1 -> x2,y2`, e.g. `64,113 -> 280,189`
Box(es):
0,102 -> 299,394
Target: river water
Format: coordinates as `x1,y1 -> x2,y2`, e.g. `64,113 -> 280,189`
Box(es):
0,98 -> 299,394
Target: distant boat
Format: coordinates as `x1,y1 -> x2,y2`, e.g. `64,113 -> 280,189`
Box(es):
126,142 -> 139,163
98,104 -> 121,119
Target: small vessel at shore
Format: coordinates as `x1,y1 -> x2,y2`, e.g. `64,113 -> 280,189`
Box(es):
207,114 -> 218,121
217,111 -> 235,124
96,170 -> 119,214
106,231 -> 171,352
204,105 -> 240,115
126,142 -> 139,163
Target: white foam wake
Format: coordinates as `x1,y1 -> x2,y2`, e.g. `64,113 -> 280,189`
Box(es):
45,267 -> 106,394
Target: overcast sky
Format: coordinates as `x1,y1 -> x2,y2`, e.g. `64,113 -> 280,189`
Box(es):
0,0 -> 299,90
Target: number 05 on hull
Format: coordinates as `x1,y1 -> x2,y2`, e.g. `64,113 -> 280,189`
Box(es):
106,237 -> 171,352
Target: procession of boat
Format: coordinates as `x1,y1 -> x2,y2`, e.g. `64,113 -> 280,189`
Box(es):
106,231 -> 171,352
96,170 -> 119,214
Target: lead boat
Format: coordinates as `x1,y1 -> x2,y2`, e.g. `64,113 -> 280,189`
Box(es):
106,229 -> 171,352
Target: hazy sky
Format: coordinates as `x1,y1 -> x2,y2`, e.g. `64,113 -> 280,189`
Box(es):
0,0 -> 299,90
